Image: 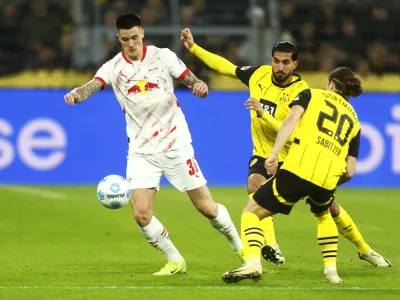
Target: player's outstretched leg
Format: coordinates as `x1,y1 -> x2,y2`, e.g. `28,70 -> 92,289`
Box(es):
248,173 -> 286,266
260,216 -> 285,266
187,185 -> 244,262
314,211 -> 343,284
330,201 -> 392,267
132,189 -> 186,276
222,200 -> 268,284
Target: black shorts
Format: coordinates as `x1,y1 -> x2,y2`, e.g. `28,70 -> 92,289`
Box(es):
248,155 -> 283,180
253,169 -> 335,215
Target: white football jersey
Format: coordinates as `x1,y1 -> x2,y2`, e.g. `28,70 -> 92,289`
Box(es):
94,45 -> 192,154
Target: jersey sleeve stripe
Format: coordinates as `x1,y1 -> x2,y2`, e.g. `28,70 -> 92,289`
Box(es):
94,77 -> 106,90
177,68 -> 190,81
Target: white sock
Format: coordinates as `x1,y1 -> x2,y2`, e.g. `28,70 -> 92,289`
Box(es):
324,268 -> 338,275
209,203 -> 243,252
139,216 -> 182,262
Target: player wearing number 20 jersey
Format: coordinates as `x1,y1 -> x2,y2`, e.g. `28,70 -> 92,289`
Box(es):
282,88 -> 361,190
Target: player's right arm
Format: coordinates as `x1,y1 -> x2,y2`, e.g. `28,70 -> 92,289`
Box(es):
64,79 -> 103,105
181,28 -> 261,87
181,28 -> 238,78
65,60 -> 112,105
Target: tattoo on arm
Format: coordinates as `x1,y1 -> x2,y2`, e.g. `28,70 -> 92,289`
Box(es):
74,79 -> 103,103
181,71 -> 202,87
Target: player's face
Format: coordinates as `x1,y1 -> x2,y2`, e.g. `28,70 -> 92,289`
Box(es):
271,52 -> 298,83
117,26 -> 144,60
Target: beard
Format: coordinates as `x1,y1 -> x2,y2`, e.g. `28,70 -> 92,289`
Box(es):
273,71 -> 291,83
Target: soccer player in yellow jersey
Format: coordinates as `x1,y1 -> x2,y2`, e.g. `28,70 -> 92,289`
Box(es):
181,29 -> 308,265
221,67 -> 391,284
181,28 -> 391,269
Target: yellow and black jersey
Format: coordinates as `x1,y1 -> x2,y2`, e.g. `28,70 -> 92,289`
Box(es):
282,88 -> 361,190
235,65 -> 309,162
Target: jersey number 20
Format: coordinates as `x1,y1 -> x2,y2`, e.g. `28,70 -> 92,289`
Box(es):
317,100 -> 354,146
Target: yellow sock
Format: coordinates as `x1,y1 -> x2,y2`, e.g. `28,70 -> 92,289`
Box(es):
315,212 -> 338,270
241,212 -> 264,262
334,205 -> 371,255
260,217 -> 277,245
248,193 -> 277,246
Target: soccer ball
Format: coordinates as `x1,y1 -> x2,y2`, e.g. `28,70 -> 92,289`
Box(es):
97,175 -> 131,209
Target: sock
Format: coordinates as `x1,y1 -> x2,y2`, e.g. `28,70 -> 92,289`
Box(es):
248,193 -> 277,246
333,205 -> 371,255
241,212 -> 264,262
139,216 -> 182,262
209,203 -> 243,252
260,217 -> 277,245
315,213 -> 338,270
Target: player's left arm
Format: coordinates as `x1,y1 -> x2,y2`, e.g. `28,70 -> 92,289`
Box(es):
337,129 -> 361,186
244,97 -> 295,143
163,48 -> 208,98
265,89 -> 311,175
181,70 -> 209,98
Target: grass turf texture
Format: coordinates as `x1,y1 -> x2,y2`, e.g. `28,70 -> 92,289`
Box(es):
0,187 -> 399,300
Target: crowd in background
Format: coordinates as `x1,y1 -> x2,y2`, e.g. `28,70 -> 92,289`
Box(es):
0,0 -> 399,78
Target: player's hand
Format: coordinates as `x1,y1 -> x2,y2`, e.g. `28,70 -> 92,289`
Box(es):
189,81 -> 208,98
181,28 -> 195,51
244,97 -> 264,117
64,88 -> 80,106
265,153 -> 278,176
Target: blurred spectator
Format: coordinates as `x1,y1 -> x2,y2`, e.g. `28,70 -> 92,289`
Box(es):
317,2 -> 339,43
0,2 -> 24,75
336,19 -> 365,59
367,43 -> 400,74
180,6 -> 196,26
356,59 -> 371,78
296,22 -> 319,71
141,0 -> 170,25
59,32 -> 73,69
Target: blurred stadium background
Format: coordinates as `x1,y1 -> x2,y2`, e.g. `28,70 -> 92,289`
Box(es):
0,0 -> 399,89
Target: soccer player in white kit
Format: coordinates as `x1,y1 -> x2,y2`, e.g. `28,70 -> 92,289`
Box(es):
64,13 -> 244,275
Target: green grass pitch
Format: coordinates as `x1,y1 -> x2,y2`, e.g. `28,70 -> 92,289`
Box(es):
0,186 -> 399,300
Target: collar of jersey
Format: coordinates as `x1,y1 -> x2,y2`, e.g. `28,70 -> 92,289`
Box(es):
122,45 -> 147,64
271,73 -> 302,88
334,91 -> 348,101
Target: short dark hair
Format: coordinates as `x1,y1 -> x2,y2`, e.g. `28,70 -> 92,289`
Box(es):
271,41 -> 298,61
329,67 -> 363,98
115,13 -> 142,30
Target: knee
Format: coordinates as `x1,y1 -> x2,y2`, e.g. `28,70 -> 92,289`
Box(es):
313,210 -> 330,218
329,201 -> 340,218
134,209 -> 152,227
247,182 -> 261,195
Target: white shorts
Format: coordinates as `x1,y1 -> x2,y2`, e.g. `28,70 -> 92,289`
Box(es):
126,144 -> 207,192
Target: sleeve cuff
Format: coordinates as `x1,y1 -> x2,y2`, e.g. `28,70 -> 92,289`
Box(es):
94,77 -> 106,90
177,68 -> 190,81
189,44 -> 198,53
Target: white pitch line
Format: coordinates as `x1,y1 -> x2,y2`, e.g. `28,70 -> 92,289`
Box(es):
0,185 -> 67,199
0,286 -> 399,291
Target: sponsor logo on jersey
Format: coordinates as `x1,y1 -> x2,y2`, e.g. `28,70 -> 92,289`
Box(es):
250,158 -> 258,167
127,80 -> 160,95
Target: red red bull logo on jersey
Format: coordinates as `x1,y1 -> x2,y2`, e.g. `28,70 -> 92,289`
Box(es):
127,80 -> 160,95
144,82 -> 159,91
127,85 -> 142,94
